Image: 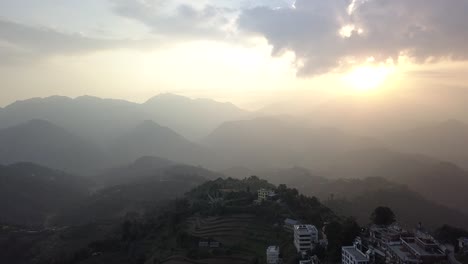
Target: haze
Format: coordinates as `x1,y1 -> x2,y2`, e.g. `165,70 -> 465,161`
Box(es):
2,1 -> 468,264
0,0 -> 468,111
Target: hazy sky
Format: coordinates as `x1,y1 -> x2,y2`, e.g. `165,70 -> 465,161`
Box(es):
1,0 -> 468,109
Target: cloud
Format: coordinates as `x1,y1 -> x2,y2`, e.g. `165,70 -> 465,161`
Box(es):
239,0 -> 350,75
0,19 -> 123,64
109,0 -> 237,39
238,0 -> 468,76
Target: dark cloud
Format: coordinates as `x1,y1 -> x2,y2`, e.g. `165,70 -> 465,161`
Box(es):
351,0 -> 468,61
239,0 -> 468,75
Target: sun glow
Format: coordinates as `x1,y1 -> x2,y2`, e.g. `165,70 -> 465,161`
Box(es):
344,64 -> 396,92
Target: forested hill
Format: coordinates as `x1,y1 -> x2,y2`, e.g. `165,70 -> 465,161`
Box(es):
0,177 -> 360,264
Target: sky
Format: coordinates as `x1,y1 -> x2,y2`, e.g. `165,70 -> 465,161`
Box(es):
1,0 -> 468,110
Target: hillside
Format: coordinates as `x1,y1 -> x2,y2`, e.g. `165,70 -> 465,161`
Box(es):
1,177 -> 356,264
0,120 -> 104,175
0,163 -> 90,226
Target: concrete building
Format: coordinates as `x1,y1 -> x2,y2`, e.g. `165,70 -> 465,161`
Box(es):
258,188 -> 277,201
294,225 -> 319,252
342,245 -> 369,264
266,245 -> 280,264
390,236 -> 445,264
358,225 -> 447,264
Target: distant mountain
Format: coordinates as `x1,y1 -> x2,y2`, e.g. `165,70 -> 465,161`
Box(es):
143,93 -> 250,140
0,94 -> 250,142
326,185 -> 468,230
0,95 -> 148,143
326,147 -> 436,179
377,161 -> 468,215
108,120 -> 219,168
0,163 -> 90,226
251,168 -> 468,229
0,119 -> 104,174
386,119 -> 468,168
326,148 -> 468,215
204,117 -> 378,170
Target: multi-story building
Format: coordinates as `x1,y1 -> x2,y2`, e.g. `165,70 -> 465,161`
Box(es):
294,225 -> 319,252
258,188 -> 277,201
342,245 -> 369,264
266,245 -> 280,264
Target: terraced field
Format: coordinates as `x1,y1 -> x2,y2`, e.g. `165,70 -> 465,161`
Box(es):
187,214 -> 274,245
185,213 -> 296,263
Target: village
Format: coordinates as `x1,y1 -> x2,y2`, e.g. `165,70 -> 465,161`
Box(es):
253,188 -> 468,264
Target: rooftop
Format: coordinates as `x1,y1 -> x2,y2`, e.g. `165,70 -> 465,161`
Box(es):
284,218 -> 300,225
294,225 -> 318,233
267,246 -> 280,253
388,245 -> 420,263
343,246 -> 369,262
402,238 -> 445,257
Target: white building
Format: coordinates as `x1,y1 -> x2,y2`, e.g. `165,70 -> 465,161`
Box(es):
266,245 -> 280,264
294,225 -> 319,252
342,245 -> 369,264
258,188 -> 276,201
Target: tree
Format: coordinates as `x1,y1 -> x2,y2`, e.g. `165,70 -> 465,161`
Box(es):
371,206 -> 396,226
342,217 -> 361,245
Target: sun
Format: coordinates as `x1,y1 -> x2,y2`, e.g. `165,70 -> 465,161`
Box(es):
344,65 -> 395,92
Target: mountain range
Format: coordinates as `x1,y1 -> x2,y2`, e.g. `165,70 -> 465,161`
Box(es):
0,93 -> 250,142
2,93 -> 468,231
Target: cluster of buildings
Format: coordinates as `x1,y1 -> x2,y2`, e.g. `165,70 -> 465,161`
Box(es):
342,224 -> 449,264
